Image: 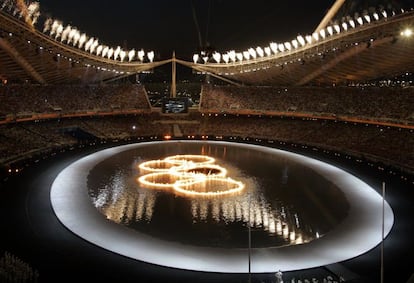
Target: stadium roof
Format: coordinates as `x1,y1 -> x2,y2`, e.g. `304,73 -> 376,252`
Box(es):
1,1 -> 414,86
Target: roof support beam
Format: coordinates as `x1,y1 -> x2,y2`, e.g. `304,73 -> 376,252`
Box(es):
297,36 -> 395,86
314,0 -> 346,33
0,37 -> 46,84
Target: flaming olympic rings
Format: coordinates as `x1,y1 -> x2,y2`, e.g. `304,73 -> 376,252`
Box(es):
137,155 -> 245,197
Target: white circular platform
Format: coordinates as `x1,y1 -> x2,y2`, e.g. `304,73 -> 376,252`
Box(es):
50,140 -> 393,273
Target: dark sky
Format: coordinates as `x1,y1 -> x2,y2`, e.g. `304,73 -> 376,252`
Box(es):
37,0 -> 336,60
36,0 -> 413,61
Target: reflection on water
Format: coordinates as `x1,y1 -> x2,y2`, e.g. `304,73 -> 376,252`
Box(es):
87,142 -> 349,248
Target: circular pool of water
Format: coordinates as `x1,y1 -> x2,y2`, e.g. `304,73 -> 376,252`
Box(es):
50,140 -> 394,273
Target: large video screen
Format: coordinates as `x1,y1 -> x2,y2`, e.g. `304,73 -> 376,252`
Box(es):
161,97 -> 189,114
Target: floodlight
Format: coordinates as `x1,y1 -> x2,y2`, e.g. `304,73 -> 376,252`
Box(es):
90,39 -> 99,53
78,33 -> 87,49
401,28 -> 413,37
107,47 -> 114,59
85,38 -> 93,52
68,28 -> 77,44
120,50 -> 126,62
128,49 -> 136,62
297,35 -> 305,46
236,52 -> 243,62
114,46 -> 121,60
228,50 -> 236,62
193,54 -> 199,63
50,20 -> 59,36
102,46 -> 109,58
61,25 -> 71,42
212,52 -> 221,63
327,26 -> 333,36
270,42 -> 278,53
73,31 -> 80,46
55,24 -> 63,40
222,54 -> 229,63
264,46 -> 271,56
256,46 -> 264,57
96,45 -> 103,56
43,18 -> 52,33
248,47 -> 257,59
137,49 -> 145,61
284,42 -> 291,51
319,29 -> 326,39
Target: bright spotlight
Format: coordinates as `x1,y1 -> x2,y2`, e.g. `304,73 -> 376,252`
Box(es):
319,29 -> 326,39
120,50 -> 126,62
401,28 -> 413,37
107,48 -> 114,59
137,49 -> 145,61
297,35 -> 305,46
256,46 -> 264,57
264,46 -> 271,56
212,52 -> 221,63
96,45 -> 103,56
248,47 -> 257,59
102,46 -> 109,58
128,49 -> 135,62
228,50 -> 236,62
193,53 -> 199,63
222,54 -> 229,63
78,33 -> 87,49
236,52 -> 243,62
147,51 -> 154,62
270,42 -> 278,54
327,26 -> 333,36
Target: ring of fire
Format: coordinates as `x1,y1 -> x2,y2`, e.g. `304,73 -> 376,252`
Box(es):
137,154 -> 245,197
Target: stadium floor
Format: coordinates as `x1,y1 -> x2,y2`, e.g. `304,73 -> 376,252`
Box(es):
1,142 -> 413,283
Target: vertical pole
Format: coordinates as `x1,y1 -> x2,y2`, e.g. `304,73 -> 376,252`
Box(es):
171,51 -> 176,98
248,193 -> 251,283
381,182 -> 385,283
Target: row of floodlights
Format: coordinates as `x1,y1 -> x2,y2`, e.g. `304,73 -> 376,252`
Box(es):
193,9 -> 406,64
43,18 -> 155,63
1,1 -> 155,63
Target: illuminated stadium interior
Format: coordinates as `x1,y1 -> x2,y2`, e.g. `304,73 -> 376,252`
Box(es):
1,1 -> 414,283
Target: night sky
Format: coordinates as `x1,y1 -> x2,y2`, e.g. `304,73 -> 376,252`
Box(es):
37,0 -> 337,61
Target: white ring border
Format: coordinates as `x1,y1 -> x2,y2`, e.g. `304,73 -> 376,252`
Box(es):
50,140 -> 394,273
